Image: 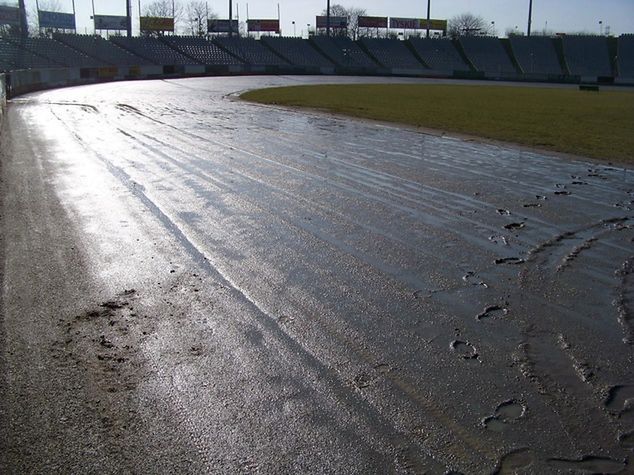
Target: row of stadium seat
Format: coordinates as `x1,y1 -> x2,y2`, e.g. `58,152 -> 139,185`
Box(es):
1,34 -> 632,80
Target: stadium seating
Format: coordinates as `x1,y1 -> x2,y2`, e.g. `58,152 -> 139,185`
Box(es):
459,36 -> 517,75
407,38 -> 470,72
260,37 -> 334,68
8,37 -> 101,68
1,32 -> 632,85
161,36 -> 243,65
0,54 -> 15,72
214,37 -> 288,66
55,34 -> 150,66
561,36 -> 612,77
0,37 -> 58,70
310,36 -> 378,68
359,38 -> 426,70
509,36 -> 563,75
616,35 -> 634,78
110,36 -> 197,65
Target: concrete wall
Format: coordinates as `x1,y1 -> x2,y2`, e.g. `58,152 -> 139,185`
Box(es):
3,62 -> 629,102
0,73 -> 6,129
5,65 -> 253,98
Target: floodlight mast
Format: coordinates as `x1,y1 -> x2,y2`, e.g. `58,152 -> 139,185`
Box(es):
326,0 -> 330,37
527,0 -> 533,37
426,0 -> 431,38
127,0 -> 132,37
18,0 -> 27,38
229,0 -> 233,37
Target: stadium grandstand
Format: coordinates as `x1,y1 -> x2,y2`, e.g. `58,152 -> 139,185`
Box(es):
561,35 -> 613,78
110,36 -> 197,66
0,37 -> 59,70
260,37 -> 334,68
6,36 -> 101,69
509,36 -> 564,76
458,36 -> 518,76
359,38 -> 426,71
407,38 -> 471,73
617,34 -> 634,79
214,37 -> 288,66
161,36 -> 243,66
54,34 -> 151,66
310,36 -> 378,69
1,30 -> 634,89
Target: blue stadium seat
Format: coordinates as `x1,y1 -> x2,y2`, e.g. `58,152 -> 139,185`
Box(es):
214,37 -> 288,66
459,36 -> 517,75
260,37 -> 334,68
360,38 -> 426,70
310,36 -> 378,69
509,36 -> 563,75
408,38 -> 470,72
561,36 -> 612,77
161,36 -> 243,65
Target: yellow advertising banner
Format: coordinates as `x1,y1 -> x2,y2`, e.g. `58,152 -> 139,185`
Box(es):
140,16 -> 175,32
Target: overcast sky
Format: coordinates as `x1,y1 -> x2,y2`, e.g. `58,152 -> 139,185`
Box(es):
9,0 -> 634,37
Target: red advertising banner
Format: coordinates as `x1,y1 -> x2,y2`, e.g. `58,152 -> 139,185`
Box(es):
208,19 -> 239,33
316,16 -> 348,29
247,19 -> 280,32
389,17 -> 420,29
358,16 -> 388,29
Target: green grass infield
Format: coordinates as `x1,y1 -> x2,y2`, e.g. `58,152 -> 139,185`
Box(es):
241,84 -> 634,164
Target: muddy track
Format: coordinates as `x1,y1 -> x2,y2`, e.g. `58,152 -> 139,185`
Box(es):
2,76 -> 633,473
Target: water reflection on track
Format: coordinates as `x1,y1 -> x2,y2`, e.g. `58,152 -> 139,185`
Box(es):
2,76 -> 633,474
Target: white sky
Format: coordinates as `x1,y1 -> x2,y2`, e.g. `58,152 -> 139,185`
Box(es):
8,0 -> 634,37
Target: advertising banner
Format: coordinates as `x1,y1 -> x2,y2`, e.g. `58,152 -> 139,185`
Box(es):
316,16 -> 348,29
0,5 -> 20,26
423,19 -> 448,32
247,19 -> 280,33
207,19 -> 238,33
38,10 -> 76,29
389,17 -> 420,29
358,16 -> 388,29
94,14 -> 128,30
389,17 -> 447,31
140,16 -> 174,32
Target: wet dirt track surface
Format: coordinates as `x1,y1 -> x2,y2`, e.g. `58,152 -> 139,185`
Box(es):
1,75 -> 633,474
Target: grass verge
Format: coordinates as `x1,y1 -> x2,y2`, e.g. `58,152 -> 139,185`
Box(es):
241,84 -> 634,164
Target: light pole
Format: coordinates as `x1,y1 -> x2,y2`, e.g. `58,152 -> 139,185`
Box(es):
18,0 -> 27,37
229,0 -> 233,37
426,0 -> 431,38
126,0 -> 132,38
326,0 -> 331,37
527,0 -> 533,37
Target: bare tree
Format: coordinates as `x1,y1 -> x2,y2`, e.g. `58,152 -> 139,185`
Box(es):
141,0 -> 184,36
28,0 -> 63,35
184,0 -> 207,36
143,0 -> 183,23
321,4 -> 367,40
505,27 -> 524,37
448,13 -> 495,38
